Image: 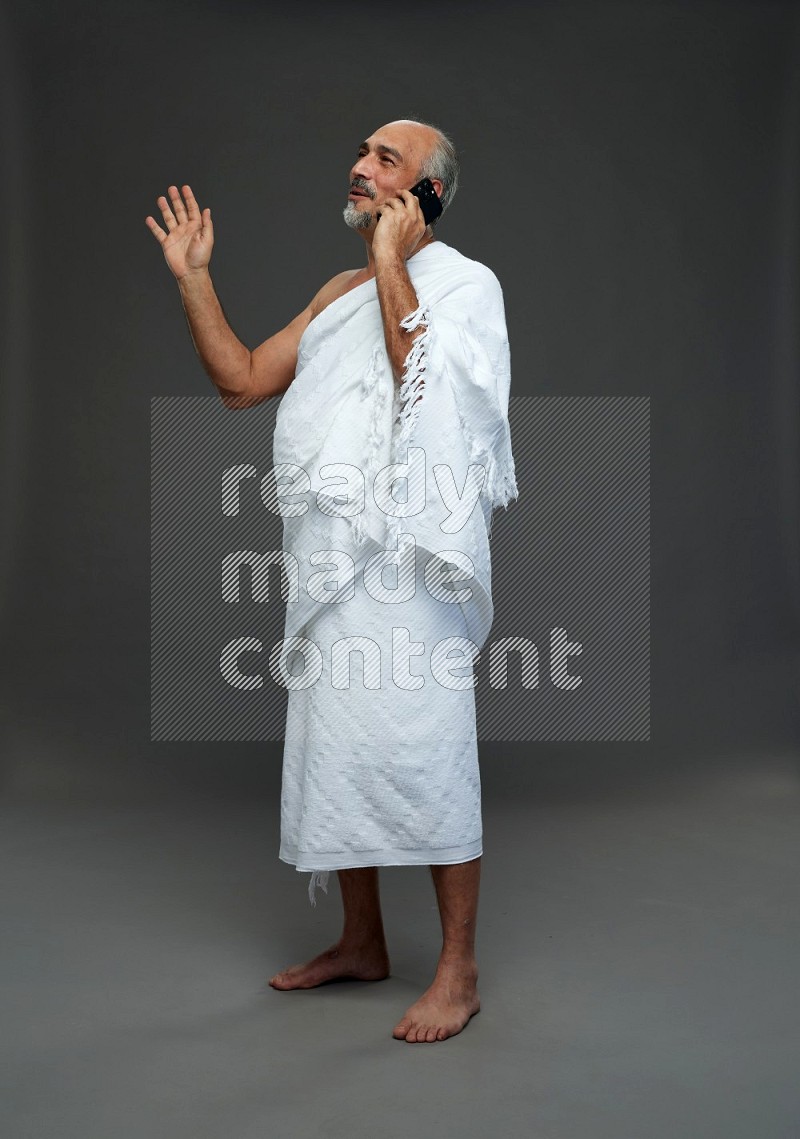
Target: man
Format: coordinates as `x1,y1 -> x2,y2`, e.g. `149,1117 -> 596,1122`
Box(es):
145,119 -> 517,1044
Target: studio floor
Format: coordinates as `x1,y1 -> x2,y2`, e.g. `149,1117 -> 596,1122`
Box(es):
2,726 -> 798,1138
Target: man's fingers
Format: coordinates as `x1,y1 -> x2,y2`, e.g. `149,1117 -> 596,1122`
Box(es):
405,190 -> 424,217
156,186 -> 202,232
144,216 -> 168,243
183,184 -> 200,221
389,190 -> 422,214
168,184 -> 188,224
383,195 -> 412,211
157,194 -> 178,231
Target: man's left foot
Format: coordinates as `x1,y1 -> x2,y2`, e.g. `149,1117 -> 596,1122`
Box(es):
392,958 -> 480,1042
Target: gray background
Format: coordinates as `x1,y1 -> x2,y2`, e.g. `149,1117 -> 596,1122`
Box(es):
1,2 -> 798,1136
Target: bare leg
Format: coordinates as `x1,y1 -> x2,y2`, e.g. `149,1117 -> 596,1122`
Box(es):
392,857 -> 482,1042
269,867 -> 391,990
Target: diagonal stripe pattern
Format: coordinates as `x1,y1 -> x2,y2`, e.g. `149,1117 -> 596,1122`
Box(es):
151,394 -> 649,742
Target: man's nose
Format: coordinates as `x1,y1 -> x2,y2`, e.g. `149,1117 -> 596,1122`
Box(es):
350,157 -> 374,183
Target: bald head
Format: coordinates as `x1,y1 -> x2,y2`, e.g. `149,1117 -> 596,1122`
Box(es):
377,119 -> 442,167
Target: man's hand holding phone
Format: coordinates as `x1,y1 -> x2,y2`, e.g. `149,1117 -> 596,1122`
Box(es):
372,188 -> 430,262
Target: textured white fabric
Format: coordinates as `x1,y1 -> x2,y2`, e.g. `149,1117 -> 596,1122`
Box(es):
271,240 -> 518,904
279,544 -> 483,904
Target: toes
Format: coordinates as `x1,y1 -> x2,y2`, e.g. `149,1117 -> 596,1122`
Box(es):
396,1013 -> 460,1042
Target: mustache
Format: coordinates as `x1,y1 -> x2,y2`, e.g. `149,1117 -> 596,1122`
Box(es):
349,179 -> 374,198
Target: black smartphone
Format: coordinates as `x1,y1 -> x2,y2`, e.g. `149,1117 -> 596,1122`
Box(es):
409,177 -> 443,225
376,177 -> 442,225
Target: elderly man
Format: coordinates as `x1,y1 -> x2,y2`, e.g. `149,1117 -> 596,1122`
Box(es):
145,118 -> 517,1043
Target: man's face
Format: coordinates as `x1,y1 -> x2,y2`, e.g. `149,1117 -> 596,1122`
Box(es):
342,121 -> 440,232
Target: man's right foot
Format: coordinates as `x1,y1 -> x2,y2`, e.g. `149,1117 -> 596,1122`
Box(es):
268,940 -> 390,989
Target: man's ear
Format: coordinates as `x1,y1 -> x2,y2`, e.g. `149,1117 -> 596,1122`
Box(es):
431,178 -> 444,199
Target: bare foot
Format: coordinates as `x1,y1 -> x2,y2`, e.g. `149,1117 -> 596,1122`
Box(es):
392,957 -> 480,1042
269,939 -> 391,990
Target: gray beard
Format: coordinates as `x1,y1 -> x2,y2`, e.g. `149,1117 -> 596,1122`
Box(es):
342,199 -> 372,231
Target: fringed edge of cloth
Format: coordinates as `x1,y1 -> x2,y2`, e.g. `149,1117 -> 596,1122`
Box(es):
386,303 -> 431,547
388,301 -> 518,545
452,322 -> 519,521
308,870 -> 331,907
395,302 -> 430,456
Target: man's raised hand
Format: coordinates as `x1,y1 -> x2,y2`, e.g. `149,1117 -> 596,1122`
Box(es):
145,184 -> 213,280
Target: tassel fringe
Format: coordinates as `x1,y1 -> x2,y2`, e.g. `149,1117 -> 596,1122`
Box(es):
450,323 -> 519,537
394,303 -> 431,456
308,869 -> 330,906
386,303 -> 432,546
342,301 -> 519,563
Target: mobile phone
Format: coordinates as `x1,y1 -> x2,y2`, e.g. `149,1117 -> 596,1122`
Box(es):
409,177 -> 443,225
375,177 -> 443,225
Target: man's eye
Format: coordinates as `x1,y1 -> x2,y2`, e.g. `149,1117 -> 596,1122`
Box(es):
355,151 -> 394,165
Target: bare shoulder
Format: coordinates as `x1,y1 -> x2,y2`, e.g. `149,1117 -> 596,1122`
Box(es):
243,267 -> 370,406
309,268 -> 367,321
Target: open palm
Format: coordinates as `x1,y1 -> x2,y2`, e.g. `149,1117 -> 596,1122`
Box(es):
145,184 -> 213,280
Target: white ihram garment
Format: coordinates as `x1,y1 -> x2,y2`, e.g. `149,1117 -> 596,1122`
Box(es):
270,240 -> 518,905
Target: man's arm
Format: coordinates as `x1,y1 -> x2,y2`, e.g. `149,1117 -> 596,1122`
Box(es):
176,268 -> 253,407
374,252 -> 427,387
178,267 -> 355,410
146,187 -> 349,408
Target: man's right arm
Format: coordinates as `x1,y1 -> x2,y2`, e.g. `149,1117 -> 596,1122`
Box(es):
178,267 -> 355,410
